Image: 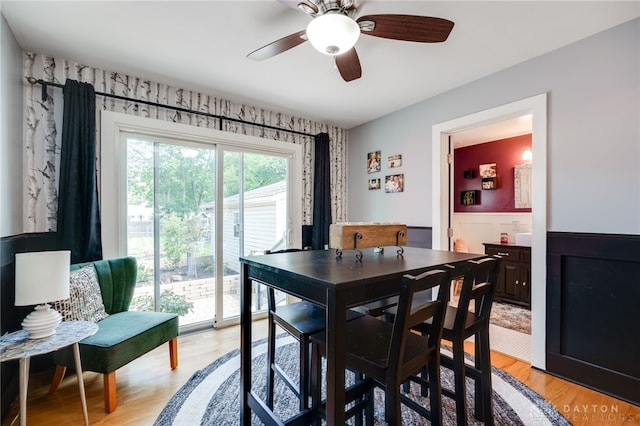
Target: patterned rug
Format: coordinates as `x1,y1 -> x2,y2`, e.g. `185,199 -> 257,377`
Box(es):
155,335 -> 567,425
490,302 -> 531,334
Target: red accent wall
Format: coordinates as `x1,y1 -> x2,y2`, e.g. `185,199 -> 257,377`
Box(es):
454,134 -> 532,213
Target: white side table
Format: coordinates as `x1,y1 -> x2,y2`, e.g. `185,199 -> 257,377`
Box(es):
1,321 -> 98,426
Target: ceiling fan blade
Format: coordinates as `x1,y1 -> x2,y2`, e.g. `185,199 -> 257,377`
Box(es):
247,30 -> 308,61
335,48 -> 362,82
357,14 -> 454,43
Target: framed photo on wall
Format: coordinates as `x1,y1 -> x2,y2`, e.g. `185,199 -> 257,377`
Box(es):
388,154 -> 402,168
367,151 -> 381,173
384,174 -> 404,193
368,178 -> 381,190
479,163 -> 497,190
479,163 -> 497,178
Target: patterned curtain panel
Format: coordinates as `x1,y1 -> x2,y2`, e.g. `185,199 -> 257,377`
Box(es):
22,52 -> 348,232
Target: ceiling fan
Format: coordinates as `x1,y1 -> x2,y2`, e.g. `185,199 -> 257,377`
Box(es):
247,0 -> 454,82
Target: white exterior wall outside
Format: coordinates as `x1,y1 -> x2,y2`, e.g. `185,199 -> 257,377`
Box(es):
222,195 -> 283,274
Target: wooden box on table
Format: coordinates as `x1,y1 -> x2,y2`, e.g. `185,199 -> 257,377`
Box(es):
329,223 -> 407,250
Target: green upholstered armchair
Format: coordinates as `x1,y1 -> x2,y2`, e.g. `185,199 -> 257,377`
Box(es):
48,257 -> 179,413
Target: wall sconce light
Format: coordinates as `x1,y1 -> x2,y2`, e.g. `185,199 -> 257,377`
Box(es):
522,147 -> 533,161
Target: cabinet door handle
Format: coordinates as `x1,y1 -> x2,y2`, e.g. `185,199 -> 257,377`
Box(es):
497,252 -> 509,256
515,280 -> 519,285
522,282 -> 527,286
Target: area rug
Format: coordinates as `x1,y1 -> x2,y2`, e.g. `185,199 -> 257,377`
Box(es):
488,324 -> 531,363
155,336 -> 567,425
490,302 -> 531,335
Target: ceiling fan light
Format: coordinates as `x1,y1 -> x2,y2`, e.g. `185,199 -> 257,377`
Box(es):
306,13 -> 360,56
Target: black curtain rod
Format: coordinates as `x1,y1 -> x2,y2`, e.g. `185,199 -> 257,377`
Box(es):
26,77 -> 316,138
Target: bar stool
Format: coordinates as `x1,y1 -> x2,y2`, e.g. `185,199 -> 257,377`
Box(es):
264,249 -> 362,412
264,249 -> 324,411
310,269 -> 452,426
408,256 -> 501,426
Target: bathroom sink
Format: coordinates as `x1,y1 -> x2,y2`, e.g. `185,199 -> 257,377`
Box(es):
515,233 -> 532,246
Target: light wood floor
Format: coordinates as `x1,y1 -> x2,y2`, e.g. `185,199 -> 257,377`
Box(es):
3,320 -> 639,425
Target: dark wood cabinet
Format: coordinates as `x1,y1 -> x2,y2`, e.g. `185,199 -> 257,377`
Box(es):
483,243 -> 531,307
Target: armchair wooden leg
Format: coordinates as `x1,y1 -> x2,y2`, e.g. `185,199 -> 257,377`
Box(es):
104,372 -> 117,413
169,338 -> 178,369
48,365 -> 67,394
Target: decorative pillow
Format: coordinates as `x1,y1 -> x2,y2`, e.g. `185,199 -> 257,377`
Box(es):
52,265 -> 109,322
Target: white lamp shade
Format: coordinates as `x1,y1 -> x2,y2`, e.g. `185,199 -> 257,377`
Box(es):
15,251 -> 70,306
306,13 -> 360,56
522,147 -> 533,161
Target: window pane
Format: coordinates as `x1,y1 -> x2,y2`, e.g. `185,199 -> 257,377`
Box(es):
222,151 -> 241,320
126,137 -> 216,328
243,153 -> 288,312
126,139 -> 156,313
221,151 -> 289,319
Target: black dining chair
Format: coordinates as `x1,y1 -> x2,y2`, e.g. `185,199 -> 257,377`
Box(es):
264,249 -> 362,412
402,256 -> 501,426
309,268 -> 452,426
264,249 -> 324,411
354,286 -> 438,320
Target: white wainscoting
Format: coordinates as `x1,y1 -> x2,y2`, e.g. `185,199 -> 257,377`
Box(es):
452,213 -> 532,254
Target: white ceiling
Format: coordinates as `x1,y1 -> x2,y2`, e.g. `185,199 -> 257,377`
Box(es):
2,1 -> 638,130
451,114 -> 533,148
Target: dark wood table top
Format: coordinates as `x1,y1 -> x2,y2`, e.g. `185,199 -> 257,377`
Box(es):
241,246 -> 484,290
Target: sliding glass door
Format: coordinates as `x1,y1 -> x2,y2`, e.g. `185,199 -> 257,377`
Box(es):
125,135 -> 216,329
219,150 -> 289,322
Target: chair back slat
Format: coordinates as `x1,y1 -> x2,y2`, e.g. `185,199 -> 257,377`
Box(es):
453,256 -> 501,330
471,256 -> 501,319
387,269 -> 451,370
409,301 -> 442,326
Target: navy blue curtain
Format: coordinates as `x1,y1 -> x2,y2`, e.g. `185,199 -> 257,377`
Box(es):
312,133 -> 331,250
57,79 -> 103,263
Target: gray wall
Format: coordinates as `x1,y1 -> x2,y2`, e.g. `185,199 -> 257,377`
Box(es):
0,14 -> 24,237
348,18 -> 639,235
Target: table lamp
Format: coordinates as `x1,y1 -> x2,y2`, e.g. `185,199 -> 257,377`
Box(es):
15,250 -> 71,339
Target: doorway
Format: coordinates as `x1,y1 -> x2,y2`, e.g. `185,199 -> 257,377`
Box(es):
431,94 -> 547,369
449,116 -> 533,254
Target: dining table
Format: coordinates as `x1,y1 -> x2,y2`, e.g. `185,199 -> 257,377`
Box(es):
239,246 -> 485,425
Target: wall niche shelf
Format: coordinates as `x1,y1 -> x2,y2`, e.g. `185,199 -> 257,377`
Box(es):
482,177 -> 497,190
460,190 -> 479,206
